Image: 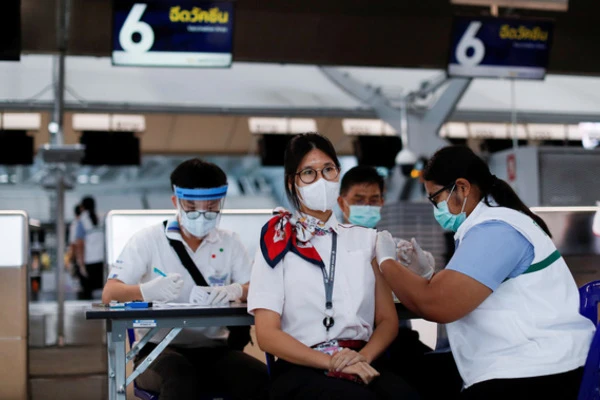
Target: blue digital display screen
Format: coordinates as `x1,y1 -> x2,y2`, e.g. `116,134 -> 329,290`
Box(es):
448,16 -> 553,79
112,0 -> 234,67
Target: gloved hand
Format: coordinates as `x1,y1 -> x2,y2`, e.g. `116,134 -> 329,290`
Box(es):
376,231 -> 397,267
139,273 -> 184,303
189,283 -> 243,306
396,238 -> 435,279
395,239 -> 413,265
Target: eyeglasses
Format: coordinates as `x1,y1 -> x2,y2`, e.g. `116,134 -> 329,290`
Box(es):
427,183 -> 455,209
179,199 -> 221,220
181,210 -> 220,220
295,165 -> 340,184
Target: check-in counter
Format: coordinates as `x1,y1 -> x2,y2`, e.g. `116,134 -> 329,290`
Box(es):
0,211 -> 29,400
533,206 -> 600,286
106,209 -> 274,266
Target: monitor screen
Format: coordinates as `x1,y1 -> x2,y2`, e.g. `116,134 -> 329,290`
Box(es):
112,0 -> 234,67
80,131 -> 141,166
0,0 -> 20,61
0,131 -> 33,165
448,16 -> 553,80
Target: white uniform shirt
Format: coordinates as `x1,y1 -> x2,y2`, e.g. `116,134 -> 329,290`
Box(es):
248,214 -> 377,348
77,211 -> 105,264
107,216 -> 252,347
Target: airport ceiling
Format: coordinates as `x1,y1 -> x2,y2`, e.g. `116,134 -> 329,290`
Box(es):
21,0 -> 600,76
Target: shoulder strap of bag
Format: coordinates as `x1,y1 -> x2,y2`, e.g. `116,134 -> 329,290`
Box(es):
162,221 -> 251,350
163,220 -> 208,287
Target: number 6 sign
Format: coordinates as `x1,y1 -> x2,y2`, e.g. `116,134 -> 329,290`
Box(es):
119,3 -> 155,53
455,21 -> 485,67
448,16 -> 553,80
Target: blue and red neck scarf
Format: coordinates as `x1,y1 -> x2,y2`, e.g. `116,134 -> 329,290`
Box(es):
260,207 -> 334,269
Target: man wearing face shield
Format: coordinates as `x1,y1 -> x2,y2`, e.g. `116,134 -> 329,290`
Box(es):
102,158 -> 268,400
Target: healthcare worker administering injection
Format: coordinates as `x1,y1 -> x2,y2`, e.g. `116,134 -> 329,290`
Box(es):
102,158 -> 268,400
375,146 -> 595,400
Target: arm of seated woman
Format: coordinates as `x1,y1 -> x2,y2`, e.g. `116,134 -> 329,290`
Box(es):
254,308 -> 332,370
357,261 -> 399,363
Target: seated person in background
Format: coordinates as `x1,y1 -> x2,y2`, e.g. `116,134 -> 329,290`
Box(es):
338,165 -> 446,398
102,158 -> 268,400
248,133 -> 418,400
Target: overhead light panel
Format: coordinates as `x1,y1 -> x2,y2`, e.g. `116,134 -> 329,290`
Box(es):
72,114 -> 145,132
248,117 -> 317,134
1,113 -> 41,130
450,0 -> 568,11
342,119 -> 396,136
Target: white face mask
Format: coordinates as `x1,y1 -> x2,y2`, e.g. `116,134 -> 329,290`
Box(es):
297,179 -> 341,212
178,205 -> 219,238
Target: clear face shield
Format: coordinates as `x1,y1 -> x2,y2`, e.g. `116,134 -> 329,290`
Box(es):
173,185 -> 228,237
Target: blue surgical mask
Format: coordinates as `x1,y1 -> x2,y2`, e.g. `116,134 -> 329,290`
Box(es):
433,186 -> 468,232
348,205 -> 381,228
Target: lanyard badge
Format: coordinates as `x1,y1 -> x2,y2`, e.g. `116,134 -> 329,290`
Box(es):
322,232 -> 337,333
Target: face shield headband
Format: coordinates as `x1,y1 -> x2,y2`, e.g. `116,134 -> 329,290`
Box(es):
173,185 -> 228,201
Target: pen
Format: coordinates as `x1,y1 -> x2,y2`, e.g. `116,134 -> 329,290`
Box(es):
153,267 -> 167,277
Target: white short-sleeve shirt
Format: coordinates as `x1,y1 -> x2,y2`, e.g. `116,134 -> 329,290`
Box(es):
107,216 -> 251,347
247,214 -> 377,347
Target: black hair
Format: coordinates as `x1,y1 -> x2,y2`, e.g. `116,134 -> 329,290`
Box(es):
81,196 -> 98,226
340,165 -> 385,196
170,158 -> 227,191
74,204 -> 82,217
423,146 -> 551,237
284,133 -> 341,210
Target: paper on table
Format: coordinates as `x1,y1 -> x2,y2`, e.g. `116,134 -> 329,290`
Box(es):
152,303 -> 232,309
153,303 -> 208,308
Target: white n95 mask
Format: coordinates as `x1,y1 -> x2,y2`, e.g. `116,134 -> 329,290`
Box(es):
297,179 -> 340,212
178,206 -> 219,238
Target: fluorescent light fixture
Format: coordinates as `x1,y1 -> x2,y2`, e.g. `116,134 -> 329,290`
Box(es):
73,114 -> 110,131
439,123 -> 575,141
248,117 -> 316,134
249,117 -> 288,134
72,114 -> 145,132
111,114 -> 145,132
580,122 -> 600,149
2,113 -> 41,130
440,122 -> 469,139
342,119 -> 397,136
450,0 -> 568,11
594,203 -> 600,236
289,119 -> 317,133
526,124 -> 567,140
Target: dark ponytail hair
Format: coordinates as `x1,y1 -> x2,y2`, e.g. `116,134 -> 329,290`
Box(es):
422,146 -> 552,237
82,196 -> 98,227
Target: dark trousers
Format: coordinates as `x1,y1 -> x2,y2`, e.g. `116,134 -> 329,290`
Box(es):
134,344 -> 269,400
79,262 -> 104,300
388,328 -> 462,400
269,358 -> 420,400
460,367 -> 584,400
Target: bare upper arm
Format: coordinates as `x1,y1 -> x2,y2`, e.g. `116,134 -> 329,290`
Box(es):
254,308 -> 282,330
423,269 -> 493,323
371,260 -> 398,327
253,309 -> 282,347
